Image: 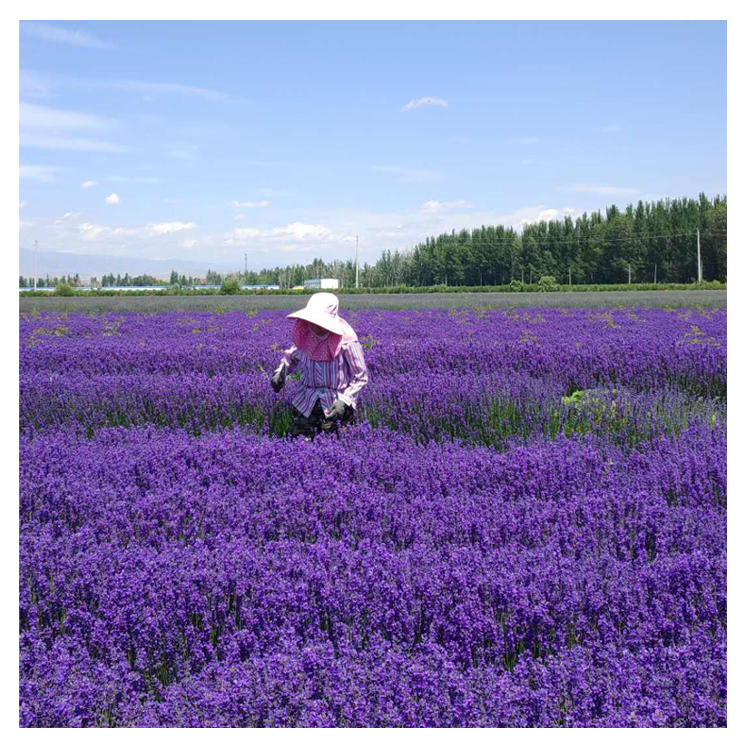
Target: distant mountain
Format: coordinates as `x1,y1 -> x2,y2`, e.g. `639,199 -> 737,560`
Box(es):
19,248 -> 238,280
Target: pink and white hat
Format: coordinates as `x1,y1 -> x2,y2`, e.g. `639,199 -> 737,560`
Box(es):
286,292 -> 345,335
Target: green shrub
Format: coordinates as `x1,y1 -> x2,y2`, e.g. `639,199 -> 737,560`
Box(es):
220,277 -> 242,295
538,276 -> 560,292
54,282 -> 75,297
509,279 -> 524,292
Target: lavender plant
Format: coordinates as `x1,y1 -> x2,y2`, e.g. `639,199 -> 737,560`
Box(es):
19,307 -> 726,726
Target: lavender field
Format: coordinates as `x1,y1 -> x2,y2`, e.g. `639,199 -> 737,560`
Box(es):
19,306 -> 727,727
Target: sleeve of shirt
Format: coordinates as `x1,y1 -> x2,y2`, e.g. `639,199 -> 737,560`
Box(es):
339,341 -> 368,407
274,344 -> 299,376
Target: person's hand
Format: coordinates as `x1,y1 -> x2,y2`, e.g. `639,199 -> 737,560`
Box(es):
270,370 -> 285,393
325,399 -> 347,421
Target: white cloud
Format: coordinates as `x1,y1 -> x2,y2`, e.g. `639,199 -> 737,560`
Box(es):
278,222 -> 331,240
182,239 -> 198,249
73,220 -> 196,243
78,222 -> 137,240
227,222 -> 332,245
21,22 -> 115,50
229,200 -> 271,208
20,164 -> 60,182
20,102 -> 112,131
403,97 -> 449,112
78,222 -> 107,240
566,183 -> 640,196
421,200 -> 472,213
98,79 -> 231,102
55,212 -> 82,224
26,73 -> 234,103
105,193 -> 121,205
19,220 -> 35,229
20,102 -> 124,152
81,180 -> 97,188
20,133 -> 126,152
602,123 -> 623,133
19,201 -> 28,210
373,165 -> 442,183
232,228 -> 263,240
147,222 -> 197,235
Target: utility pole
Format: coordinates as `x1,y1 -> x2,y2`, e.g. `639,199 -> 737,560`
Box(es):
34,240 -> 38,291
628,262 -> 631,285
569,267 -> 572,287
654,263 -> 657,284
697,228 -> 702,283
355,235 -> 359,289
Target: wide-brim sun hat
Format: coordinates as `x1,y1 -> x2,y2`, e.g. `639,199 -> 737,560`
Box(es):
286,292 -> 345,336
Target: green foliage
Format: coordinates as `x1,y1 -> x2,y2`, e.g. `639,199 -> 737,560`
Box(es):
220,277 -> 242,295
562,390 -> 583,405
99,272 -> 167,287
538,276 -> 560,292
509,279 -> 525,292
54,282 -> 75,297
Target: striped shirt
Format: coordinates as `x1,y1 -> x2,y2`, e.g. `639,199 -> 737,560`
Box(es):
274,340 -> 369,418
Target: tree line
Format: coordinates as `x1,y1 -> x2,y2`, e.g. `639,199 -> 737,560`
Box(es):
241,193 -> 727,288
20,274 -> 83,288
19,273 -> 202,288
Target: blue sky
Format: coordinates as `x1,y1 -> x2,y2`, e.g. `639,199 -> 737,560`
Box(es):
19,20 -> 727,274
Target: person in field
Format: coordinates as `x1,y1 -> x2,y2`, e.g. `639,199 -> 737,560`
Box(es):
271,292 -> 369,441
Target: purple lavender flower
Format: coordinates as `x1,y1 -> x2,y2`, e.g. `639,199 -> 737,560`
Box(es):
19,307 -> 726,726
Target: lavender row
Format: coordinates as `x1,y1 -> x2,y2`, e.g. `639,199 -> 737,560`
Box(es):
20,425 -> 726,727
21,308 -> 726,397
21,368 -> 725,448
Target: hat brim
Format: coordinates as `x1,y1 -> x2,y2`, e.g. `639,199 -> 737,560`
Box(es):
287,309 -> 344,335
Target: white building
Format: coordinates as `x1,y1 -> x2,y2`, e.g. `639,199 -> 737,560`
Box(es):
303,278 -> 340,290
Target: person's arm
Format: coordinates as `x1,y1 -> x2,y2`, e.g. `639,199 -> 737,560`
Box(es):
273,344 -> 299,377
271,345 -> 299,391
339,341 -> 368,407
